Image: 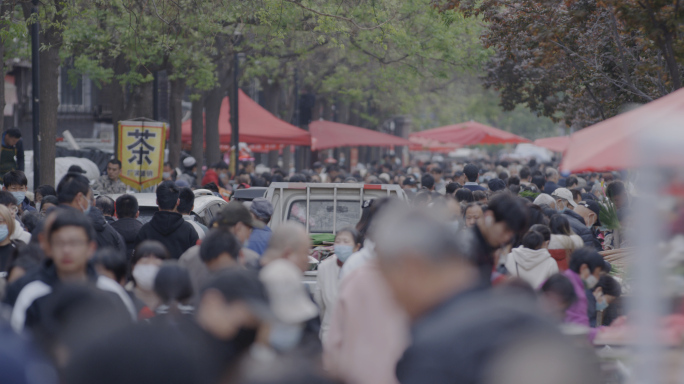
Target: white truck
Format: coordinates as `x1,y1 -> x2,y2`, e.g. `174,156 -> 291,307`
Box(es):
265,182 -> 408,234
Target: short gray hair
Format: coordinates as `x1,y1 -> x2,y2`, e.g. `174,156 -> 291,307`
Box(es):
373,206 -> 470,263
545,168 -> 559,179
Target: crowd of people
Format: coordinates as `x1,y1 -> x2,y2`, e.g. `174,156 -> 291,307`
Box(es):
0,145 -> 633,384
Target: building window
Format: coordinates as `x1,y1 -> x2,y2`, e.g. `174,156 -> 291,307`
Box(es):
58,60 -> 91,113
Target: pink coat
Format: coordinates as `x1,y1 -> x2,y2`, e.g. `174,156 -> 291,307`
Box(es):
324,261 -> 409,384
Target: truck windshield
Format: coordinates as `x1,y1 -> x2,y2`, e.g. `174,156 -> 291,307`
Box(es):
287,200 -> 361,233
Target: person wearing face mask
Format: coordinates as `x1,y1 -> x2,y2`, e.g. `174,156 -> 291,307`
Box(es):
162,162 -> 176,181
260,258 -> 321,356
3,171 -> 35,212
0,191 -> 30,244
0,205 -> 18,273
562,247 -> 609,340
130,240 -> 170,319
315,227 -> 362,341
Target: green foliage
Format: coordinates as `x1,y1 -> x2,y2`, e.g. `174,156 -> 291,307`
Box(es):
600,199 -> 621,231
519,190 -> 540,200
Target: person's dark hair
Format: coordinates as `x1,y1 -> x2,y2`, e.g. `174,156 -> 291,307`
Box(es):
108,159 -> 122,169
355,197 -> 394,240
430,167 -> 443,175
336,226 -> 363,246
215,161 -> 229,170
595,275 -> 621,297
531,175 -> 545,191
5,127 -> 21,138
445,182 -> 461,195
412,190 -> 432,206
527,204 -> 549,227
36,184 -> 57,198
520,167 -> 531,180
252,177 -> 267,187
522,230 -> 544,250
541,273 -> 578,309
177,187 -> 194,215
48,208 -> 96,243
154,263 -> 193,305
570,188 -> 582,203
272,174 -> 284,183
3,170 -> 27,188
21,211 -> 41,233
549,214 -> 573,236
92,248 -> 128,283
202,182 -> 219,193
508,176 -> 520,186
498,172 -> 509,181
566,176 -> 578,188
156,181 -> 180,211
95,196 -> 115,216
455,188 -> 474,203
508,185 -> 521,195
464,164 -> 479,182
487,194 -> 528,233
132,240 -> 170,267
41,195 -> 59,207
289,174 -> 306,183
57,172 -> 90,204
539,205 -> 557,219
529,224 -> 551,242
463,202 -> 483,217
0,190 -> 17,206
472,190 -> 487,202
7,242 -> 43,279
200,229 -> 241,263
569,247 -> 605,274
421,174 -> 435,190
606,181 -> 626,199
115,194 -> 139,219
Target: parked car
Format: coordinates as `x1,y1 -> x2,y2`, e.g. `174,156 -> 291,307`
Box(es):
106,189 -> 227,226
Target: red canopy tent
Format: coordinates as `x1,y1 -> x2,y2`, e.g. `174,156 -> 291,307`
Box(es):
410,120 -> 530,145
308,120 -> 411,150
408,136 -> 461,153
181,90 -> 311,146
534,136 -> 571,153
561,88 -> 684,173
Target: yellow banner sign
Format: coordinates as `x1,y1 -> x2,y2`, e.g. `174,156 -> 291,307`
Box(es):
117,120 -> 166,191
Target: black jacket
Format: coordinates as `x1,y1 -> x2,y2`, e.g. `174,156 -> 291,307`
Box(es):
562,209 -> 602,251
135,211 -> 199,259
88,208 -> 126,255
396,289 -> 565,384
3,259 -> 135,331
461,226 -> 496,286
111,217 -> 143,260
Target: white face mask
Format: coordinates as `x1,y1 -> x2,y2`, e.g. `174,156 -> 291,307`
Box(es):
585,274 -> 598,289
132,264 -> 160,291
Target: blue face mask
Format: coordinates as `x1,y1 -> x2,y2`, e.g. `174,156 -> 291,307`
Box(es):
0,224 -> 9,242
596,299 -> 608,312
80,196 -> 92,215
334,244 -> 355,263
10,191 -> 25,205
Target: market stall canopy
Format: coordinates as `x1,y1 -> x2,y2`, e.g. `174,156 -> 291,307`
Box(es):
181,90 -> 311,146
410,120 -> 530,145
561,87 -> 684,174
534,136 -> 571,153
408,136 -> 461,153
308,120 -> 411,150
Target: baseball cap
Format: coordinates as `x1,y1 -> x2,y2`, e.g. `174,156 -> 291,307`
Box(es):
259,259 -> 318,324
249,197 -> 273,221
402,178 -> 417,186
488,178 -> 506,192
578,200 -> 602,227
182,156 -> 196,168
213,201 -> 265,229
551,188 -> 577,208
202,268 -> 274,321
68,165 -> 86,174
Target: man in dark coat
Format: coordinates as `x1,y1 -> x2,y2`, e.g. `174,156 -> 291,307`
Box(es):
0,128 -> 24,175
562,209 -> 602,251
111,194 -> 143,260
372,207 -> 598,384
87,205 -> 126,255
135,181 -> 199,259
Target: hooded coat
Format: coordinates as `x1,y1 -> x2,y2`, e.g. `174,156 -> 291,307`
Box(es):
504,246 -> 558,288
135,211 -> 199,259
110,217 -> 143,260
88,208 -> 126,255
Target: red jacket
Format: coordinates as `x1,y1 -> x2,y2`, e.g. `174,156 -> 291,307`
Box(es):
201,169 -> 220,187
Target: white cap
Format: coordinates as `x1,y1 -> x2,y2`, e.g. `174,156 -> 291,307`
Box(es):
551,188 -> 577,208
182,156 -> 197,168
259,259 -> 318,324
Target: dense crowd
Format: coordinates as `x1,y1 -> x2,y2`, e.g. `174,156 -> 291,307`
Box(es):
0,147 -> 632,384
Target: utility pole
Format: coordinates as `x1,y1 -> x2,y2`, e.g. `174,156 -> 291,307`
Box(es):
230,52 -> 240,176
31,0 -> 40,188
293,68 -> 302,171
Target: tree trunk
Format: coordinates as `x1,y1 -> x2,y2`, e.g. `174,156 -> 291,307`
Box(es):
204,87 -> 224,166
39,31 -> 61,187
132,80 -> 154,119
167,78 -> 185,172
191,95 -> 205,178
